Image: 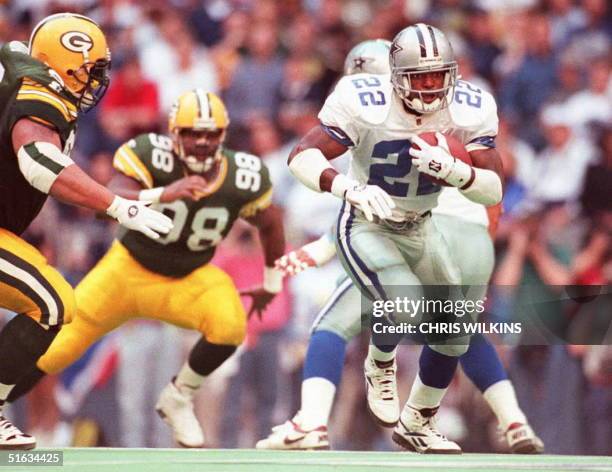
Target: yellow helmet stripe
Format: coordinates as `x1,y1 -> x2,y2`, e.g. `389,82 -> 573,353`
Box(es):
195,89 -> 210,120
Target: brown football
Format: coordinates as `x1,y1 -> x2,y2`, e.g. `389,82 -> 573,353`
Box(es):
412,132 -> 472,186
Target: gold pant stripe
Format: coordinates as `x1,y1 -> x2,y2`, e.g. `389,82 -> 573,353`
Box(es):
0,248 -> 63,326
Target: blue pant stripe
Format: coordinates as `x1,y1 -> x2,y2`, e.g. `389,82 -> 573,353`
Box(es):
336,202 -> 378,300
344,205 -> 388,300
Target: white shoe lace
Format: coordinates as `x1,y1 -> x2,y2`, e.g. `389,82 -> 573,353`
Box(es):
368,363 -> 396,401
407,408 -> 448,441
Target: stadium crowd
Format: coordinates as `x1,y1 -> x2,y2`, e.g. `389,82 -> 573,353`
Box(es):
1,0 -> 610,454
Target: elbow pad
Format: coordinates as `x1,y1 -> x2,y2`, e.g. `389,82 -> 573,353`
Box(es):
459,167 -> 503,206
17,142 -> 74,194
288,147 -> 357,198
288,148 -> 333,193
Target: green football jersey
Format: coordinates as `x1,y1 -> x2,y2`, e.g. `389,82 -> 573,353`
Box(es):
0,41 -> 78,235
114,132 -> 273,277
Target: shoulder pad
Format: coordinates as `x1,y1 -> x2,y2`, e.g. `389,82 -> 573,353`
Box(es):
333,73 -> 393,125
3,41 -> 28,57
449,80 -> 497,131
16,79 -> 77,122
113,134 -> 159,188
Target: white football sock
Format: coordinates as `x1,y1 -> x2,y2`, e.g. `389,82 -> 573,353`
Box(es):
368,344 -> 397,363
406,374 -> 447,410
174,363 -> 205,391
483,379 -> 527,431
300,377 -> 336,430
0,382 -> 15,414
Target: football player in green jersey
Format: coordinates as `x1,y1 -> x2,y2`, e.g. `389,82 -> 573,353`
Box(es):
11,89 -> 286,448
0,13 -> 172,449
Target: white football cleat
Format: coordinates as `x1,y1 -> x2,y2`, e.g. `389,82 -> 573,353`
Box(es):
505,423 -> 544,454
0,416 -> 36,450
155,381 -> 204,448
392,406 -> 462,454
256,412 -> 329,450
364,356 -> 400,427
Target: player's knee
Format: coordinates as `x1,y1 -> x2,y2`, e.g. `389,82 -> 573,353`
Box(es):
36,320 -> 97,374
206,320 -> 246,346
43,277 -> 76,327
428,343 -> 469,357
203,308 -> 246,346
59,288 -> 77,325
37,338 -> 81,374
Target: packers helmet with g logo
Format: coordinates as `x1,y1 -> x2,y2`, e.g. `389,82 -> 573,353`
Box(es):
29,13 -> 111,112
169,90 -> 230,174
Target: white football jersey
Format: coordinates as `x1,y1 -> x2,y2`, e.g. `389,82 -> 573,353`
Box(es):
318,74 -> 499,215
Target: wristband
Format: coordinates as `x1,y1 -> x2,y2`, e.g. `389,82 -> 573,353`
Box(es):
443,159 -> 474,188
263,266 -> 283,293
330,174 -> 357,199
138,187 -> 164,203
302,234 -> 337,266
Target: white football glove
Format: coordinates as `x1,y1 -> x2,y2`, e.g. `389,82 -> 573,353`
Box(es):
409,132 -> 472,188
106,196 -> 173,240
275,249 -> 317,276
345,183 -> 395,222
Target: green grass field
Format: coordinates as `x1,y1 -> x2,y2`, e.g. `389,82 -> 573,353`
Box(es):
9,449 -> 612,472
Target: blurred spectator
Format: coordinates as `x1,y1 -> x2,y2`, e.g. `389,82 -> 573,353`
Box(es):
548,55 -> 582,102
580,125 -> 612,223
99,52 -> 160,143
139,13 -> 218,113
209,11 -> 250,91
546,0 -> 587,50
462,7 -> 501,83
224,22 -> 284,136
499,12 -> 558,148
187,0 -> 226,47
562,57 -> 611,134
526,103 -> 595,204
562,0 -> 611,67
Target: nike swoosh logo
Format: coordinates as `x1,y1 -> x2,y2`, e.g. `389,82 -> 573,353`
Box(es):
283,434 -> 306,445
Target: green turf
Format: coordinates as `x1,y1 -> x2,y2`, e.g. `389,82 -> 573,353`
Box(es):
9,448 -> 612,472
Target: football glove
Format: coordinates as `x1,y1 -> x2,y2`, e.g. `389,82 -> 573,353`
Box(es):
345,183 -> 395,222
409,132 -> 471,188
106,196 -> 173,240
275,249 -> 318,276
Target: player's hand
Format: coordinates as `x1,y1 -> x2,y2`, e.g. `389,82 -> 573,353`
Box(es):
161,175 -> 208,202
106,196 -> 173,240
345,184 -> 395,222
275,249 -> 317,276
409,132 -> 456,181
240,287 -> 276,320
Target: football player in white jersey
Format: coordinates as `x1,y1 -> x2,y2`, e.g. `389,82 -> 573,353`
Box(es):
257,39 -> 542,454
286,25 -> 504,453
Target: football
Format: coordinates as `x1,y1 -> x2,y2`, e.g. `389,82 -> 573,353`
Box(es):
412,132 -> 472,186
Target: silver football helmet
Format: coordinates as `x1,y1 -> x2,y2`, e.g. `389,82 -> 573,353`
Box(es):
344,39 -> 392,75
390,23 -> 458,114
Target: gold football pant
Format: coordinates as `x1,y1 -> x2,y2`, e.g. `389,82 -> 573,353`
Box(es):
38,241 -> 246,374
0,228 -> 75,327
